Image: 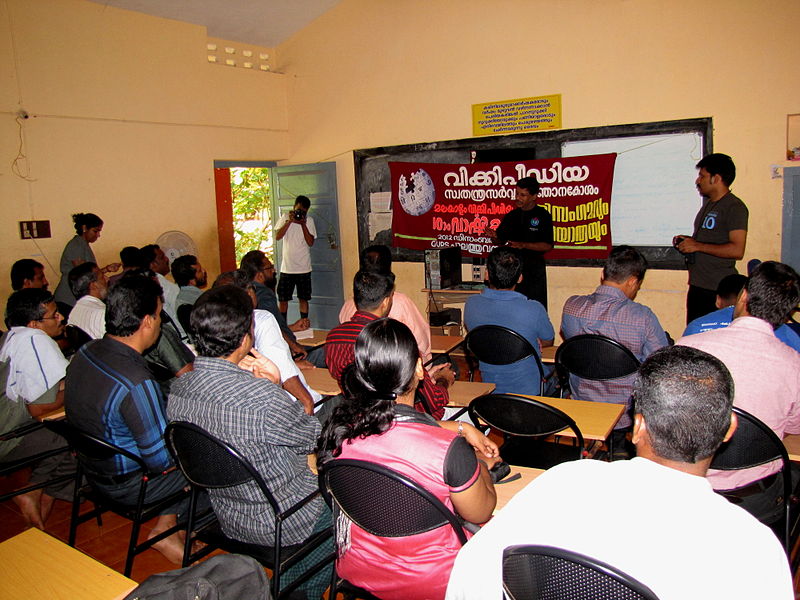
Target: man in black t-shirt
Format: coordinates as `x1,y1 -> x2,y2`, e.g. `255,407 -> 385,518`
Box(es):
487,176 -> 554,308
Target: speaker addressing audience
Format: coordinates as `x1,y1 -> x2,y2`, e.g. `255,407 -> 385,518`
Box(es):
674,153 -> 748,323
446,346 -> 792,600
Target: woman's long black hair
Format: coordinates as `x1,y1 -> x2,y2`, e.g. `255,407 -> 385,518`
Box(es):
317,318 -> 419,463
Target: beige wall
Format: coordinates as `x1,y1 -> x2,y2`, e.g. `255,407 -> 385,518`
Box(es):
0,0 -> 288,301
278,0 -> 799,337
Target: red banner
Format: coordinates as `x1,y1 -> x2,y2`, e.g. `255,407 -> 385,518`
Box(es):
390,154 -> 617,259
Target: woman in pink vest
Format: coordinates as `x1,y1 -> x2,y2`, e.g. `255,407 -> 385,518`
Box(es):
317,318 -> 497,600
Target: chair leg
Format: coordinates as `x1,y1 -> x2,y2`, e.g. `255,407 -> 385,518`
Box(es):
124,519 -> 141,577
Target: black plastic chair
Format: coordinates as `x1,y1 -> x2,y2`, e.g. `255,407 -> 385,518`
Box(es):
64,324 -> 93,357
465,325 -> 547,395
46,419 -> 189,577
319,458 -> 469,600
165,421 -> 334,600
0,421 -> 72,503
176,304 -> 194,339
468,394 -> 585,469
502,544 -> 660,600
555,334 -> 640,397
710,406 -> 794,553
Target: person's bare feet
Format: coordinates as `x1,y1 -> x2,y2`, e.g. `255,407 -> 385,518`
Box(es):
147,515 -> 185,564
40,493 -> 55,525
13,490 -> 44,529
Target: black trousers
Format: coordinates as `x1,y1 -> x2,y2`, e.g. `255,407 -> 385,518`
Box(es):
686,285 -> 717,324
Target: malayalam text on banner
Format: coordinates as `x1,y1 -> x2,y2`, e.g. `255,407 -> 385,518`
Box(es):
390,154 -> 617,260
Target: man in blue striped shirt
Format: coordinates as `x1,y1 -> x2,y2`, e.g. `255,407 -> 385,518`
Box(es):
65,275 -> 188,564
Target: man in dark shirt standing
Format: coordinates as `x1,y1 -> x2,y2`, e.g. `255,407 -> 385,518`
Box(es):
488,176 -> 554,309
674,153 -> 748,323
65,276 -> 188,564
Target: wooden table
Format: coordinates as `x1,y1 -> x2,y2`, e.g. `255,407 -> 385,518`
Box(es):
0,528 -> 138,600
447,381 -> 495,408
303,367 -> 340,396
494,466 -> 543,513
448,393 -> 624,443
540,345 -> 557,364
784,434 -> 800,462
430,334 -> 464,356
295,329 -> 329,349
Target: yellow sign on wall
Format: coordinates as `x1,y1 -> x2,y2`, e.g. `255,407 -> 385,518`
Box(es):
472,94 -> 562,136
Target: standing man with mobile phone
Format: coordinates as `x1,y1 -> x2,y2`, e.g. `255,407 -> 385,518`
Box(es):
673,153 -> 748,324
275,195 -> 316,324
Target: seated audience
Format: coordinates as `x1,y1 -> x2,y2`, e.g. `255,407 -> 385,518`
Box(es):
107,246 -> 142,287
65,276 -> 190,563
10,258 -> 49,291
683,272 -> 800,352
166,285 -> 332,598
339,245 -> 432,364
240,250 -> 309,359
464,247 -> 554,395
318,318 -> 497,600
445,346 -> 792,600
212,270 -> 320,415
140,244 -> 184,339
560,245 -> 668,452
172,254 -> 207,307
677,260 -> 800,523
66,262 -> 108,339
326,271 -> 453,419
117,270 -> 194,394
0,289 -> 74,527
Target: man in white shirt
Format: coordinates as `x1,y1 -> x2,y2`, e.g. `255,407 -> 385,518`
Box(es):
141,243 -> 184,339
0,289 -> 74,528
212,270 -> 320,415
446,345 -> 793,600
275,195 -> 316,322
66,262 -> 108,339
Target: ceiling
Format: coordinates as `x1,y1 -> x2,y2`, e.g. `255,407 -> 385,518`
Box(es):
90,0 -> 342,48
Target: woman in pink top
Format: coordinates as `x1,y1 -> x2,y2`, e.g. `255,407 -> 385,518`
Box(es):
317,318 -> 497,600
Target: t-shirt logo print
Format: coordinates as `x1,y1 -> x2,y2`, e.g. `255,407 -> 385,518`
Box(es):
529,217 -> 540,230
702,212 -> 717,230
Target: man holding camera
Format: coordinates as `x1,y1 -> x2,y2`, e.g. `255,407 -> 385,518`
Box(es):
275,195 -> 316,322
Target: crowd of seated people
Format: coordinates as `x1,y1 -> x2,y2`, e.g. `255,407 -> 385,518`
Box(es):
3,220 -> 800,598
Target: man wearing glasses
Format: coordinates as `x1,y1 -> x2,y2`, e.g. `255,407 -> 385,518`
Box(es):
0,289 -> 74,528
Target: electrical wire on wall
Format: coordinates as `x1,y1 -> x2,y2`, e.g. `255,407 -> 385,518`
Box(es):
11,111 -> 35,182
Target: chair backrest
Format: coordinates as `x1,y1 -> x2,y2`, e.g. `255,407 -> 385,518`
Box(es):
502,544 -> 660,600
465,325 -> 545,393
320,458 -> 468,544
65,324 -> 93,351
555,334 -> 640,381
165,421 -> 281,515
176,304 -> 194,337
468,394 -> 584,451
46,419 -> 148,476
710,406 -> 790,471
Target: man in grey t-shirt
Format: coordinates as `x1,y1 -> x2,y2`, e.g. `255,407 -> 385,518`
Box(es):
674,153 -> 748,324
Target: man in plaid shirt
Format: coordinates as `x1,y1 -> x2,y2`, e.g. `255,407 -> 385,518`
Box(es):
561,246 -> 668,454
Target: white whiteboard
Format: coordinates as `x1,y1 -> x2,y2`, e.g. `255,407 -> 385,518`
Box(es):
562,133 -> 704,246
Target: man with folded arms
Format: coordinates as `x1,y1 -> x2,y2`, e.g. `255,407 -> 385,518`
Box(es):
677,260 -> 800,523
446,346 -> 792,600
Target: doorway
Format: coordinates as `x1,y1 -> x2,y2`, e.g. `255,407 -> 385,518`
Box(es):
214,160 -> 344,329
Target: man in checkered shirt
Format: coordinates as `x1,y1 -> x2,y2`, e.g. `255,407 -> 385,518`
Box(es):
560,246 -> 668,454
